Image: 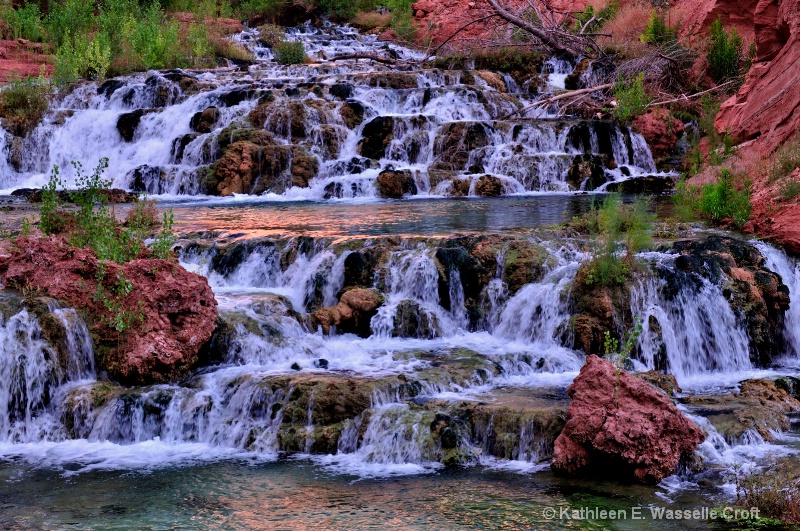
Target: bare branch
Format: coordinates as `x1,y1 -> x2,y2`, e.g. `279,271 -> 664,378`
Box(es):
501,82 -> 615,119
328,54 -> 399,65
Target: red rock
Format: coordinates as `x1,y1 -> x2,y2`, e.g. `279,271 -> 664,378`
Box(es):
0,39 -> 53,84
0,234 -> 218,385
552,355 -> 705,483
712,0 -> 800,155
678,0 -> 759,45
632,108 -> 685,160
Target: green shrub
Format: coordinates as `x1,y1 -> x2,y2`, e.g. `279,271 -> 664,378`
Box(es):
237,0 -> 287,21
53,32 -> 112,83
578,194 -> 654,287
707,16 -> 743,84
779,179 -> 800,201
611,73 -> 652,124
39,158 -> 176,263
273,40 -> 306,65
640,10 -> 678,47
1,1 -> 45,41
769,138 -> 800,183
691,169 -> 752,228
0,75 -> 51,137
188,23 -> 214,67
387,0 -> 415,41
45,0 -> 95,47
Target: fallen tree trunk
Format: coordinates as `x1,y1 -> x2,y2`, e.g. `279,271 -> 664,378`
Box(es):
502,83 -> 614,119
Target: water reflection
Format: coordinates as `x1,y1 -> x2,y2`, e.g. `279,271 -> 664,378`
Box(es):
168,196 -> 597,237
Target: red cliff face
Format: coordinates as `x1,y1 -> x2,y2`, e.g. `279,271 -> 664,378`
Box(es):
679,0 -> 800,155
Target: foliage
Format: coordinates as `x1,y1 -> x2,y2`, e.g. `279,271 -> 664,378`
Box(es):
578,194 -> 654,287
45,0 -> 95,47
387,0 -> 415,41
257,24 -> 286,48
699,169 -> 751,227
39,159 -> 177,263
640,10 -> 678,47
779,179 -> 800,201
0,1 -> 44,41
611,73 -> 652,124
732,461 -> 800,525
769,138 -> 800,183
675,169 -> 751,228
273,40 -> 307,65
0,74 -> 51,137
604,317 -> 643,369
572,0 -> 618,34
707,16 -> 744,84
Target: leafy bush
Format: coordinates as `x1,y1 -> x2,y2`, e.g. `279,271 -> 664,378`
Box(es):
0,1 -> 44,41
676,169 -> 751,228
572,0 -> 618,34
0,75 -> 51,137
769,138 -> 800,182
39,158 -> 177,263
45,0 -> 95,47
640,10 -> 678,47
699,169 -> 751,227
577,194 -> 654,287
387,0 -> 415,42
611,73 -> 652,123
732,460 -> 800,525
779,179 -> 800,201
707,16 -> 743,84
273,40 -> 307,65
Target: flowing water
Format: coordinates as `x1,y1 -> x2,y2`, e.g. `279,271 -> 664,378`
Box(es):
0,21 -> 798,530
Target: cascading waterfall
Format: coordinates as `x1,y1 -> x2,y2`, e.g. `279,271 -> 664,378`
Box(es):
0,23 -> 666,199
755,241 -> 800,357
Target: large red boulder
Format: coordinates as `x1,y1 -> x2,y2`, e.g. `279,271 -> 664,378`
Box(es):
0,234 -> 218,385
552,355 -> 705,483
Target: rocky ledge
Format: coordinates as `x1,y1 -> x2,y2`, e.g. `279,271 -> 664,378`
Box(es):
0,234 -> 218,384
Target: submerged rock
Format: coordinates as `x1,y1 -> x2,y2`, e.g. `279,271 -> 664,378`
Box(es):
0,234 -> 218,385
552,355 -> 705,483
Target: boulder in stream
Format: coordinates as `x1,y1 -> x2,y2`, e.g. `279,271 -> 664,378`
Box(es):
552,355 -> 705,483
0,234 -> 218,385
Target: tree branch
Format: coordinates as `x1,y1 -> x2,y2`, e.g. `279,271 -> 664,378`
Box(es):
501,82 -> 614,119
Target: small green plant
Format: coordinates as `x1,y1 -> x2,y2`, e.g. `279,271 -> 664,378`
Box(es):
640,10 -> 678,47
675,168 -> 753,228
779,179 -> 800,201
0,75 -> 51,136
273,40 -> 307,65
707,16 -> 744,84
769,138 -> 800,182
611,73 -> 652,124
731,460 -> 800,525
39,158 -> 177,262
572,0 -> 618,34
151,210 -> 176,260
699,169 -> 751,227
579,194 -> 654,287
1,0 -> 44,41
604,317 -> 643,369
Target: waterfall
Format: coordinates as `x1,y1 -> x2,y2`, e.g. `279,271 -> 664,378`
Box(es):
0,307 -> 95,443
631,256 -> 752,379
0,23 -> 667,199
754,241 -> 800,358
